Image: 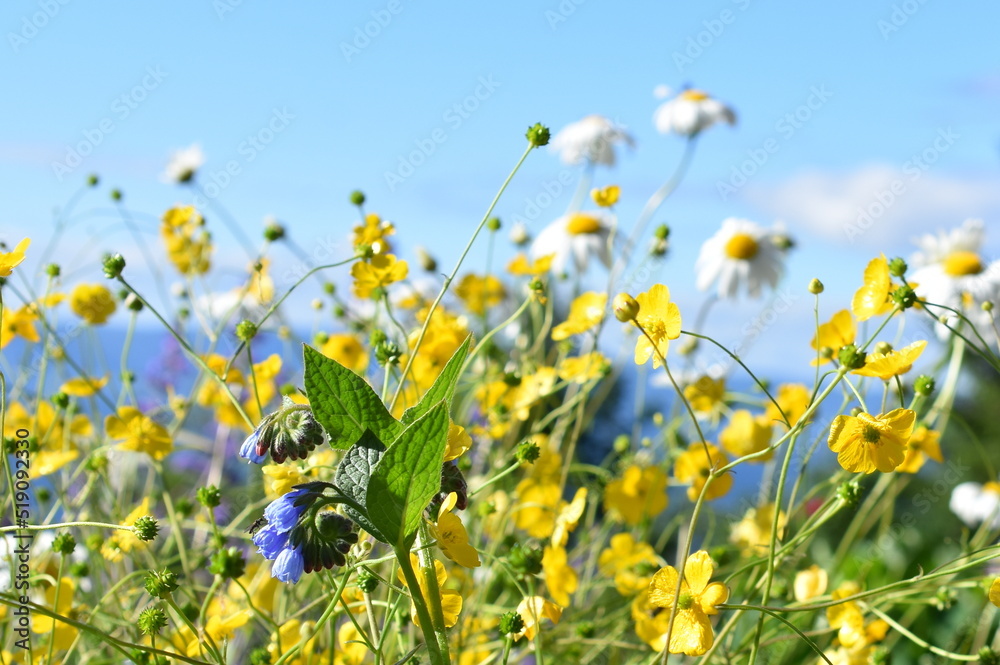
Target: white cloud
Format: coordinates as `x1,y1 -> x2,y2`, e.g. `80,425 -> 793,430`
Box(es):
744,165 -> 1000,249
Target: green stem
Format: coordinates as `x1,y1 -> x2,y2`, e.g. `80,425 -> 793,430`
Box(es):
395,543 -> 449,665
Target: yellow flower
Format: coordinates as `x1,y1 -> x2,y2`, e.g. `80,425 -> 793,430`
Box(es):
195,354 -> 244,407
353,212 -> 395,254
203,596 -> 251,647
729,503 -> 786,556
851,340 -> 926,379
599,533 -> 660,596
351,254 -> 408,298
0,238 -> 30,277
551,291 -> 607,341
432,493 -> 481,568
34,450 -> 79,476
246,258 -> 275,305
852,254 -> 896,321
895,425 -> 943,474
338,622 -> 370,665
101,498 -> 152,561
161,206 -> 211,275
766,383 -> 811,429
507,253 -> 553,276
3,400 -> 92,448
262,464 -> 306,499
551,487 -> 587,547
321,333 -> 369,374
514,596 -> 562,640
683,375 -> 726,415
591,185 -> 621,207
32,577 -> 77,650
826,582 -> 888,650
811,309 -> 855,365
69,283 -> 116,324
542,545 -> 578,607
719,410 -> 773,460
674,442 -> 733,501
455,273 -> 506,315
828,408 -> 915,474
603,464 -> 668,525
557,351 -> 609,384
648,551 -> 729,656
0,305 -> 40,348
445,423 -> 472,462
398,554 -> 463,628
59,375 -> 109,397
511,367 -> 557,421
632,284 -> 682,368
512,480 -> 562,538
105,406 -> 173,460
793,565 -> 828,602
267,619 -> 320,665
989,578 -> 1000,608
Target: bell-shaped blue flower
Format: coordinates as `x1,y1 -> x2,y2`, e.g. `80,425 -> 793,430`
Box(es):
263,487 -> 311,533
239,429 -> 268,464
272,546 -> 305,584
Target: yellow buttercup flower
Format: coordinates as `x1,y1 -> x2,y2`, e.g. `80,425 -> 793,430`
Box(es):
811,309 -> 855,365
351,254 -> 408,298
852,254 -> 896,321
432,492 -> 480,568
557,351 -> 609,384
455,273 -> 506,315
195,353 -> 244,407
793,565 -> 828,602
719,410 -> 773,460
599,533 -> 661,596
826,582 -> 889,650
338,622 -> 370,665
851,340 -> 926,380
632,284 -> 682,368
0,305 -> 40,348
989,578 -> 1000,608
551,487 -> 587,547
507,252 -> 554,276
105,406 -> 173,460
445,422 -> 472,462
729,503 -> 786,556
674,442 -> 732,501
683,375 -> 726,415
161,206 -> 211,275
542,545 -> 578,607
895,425 -> 943,474
60,375 -> 109,397
0,238 -> 30,276
262,464 -> 306,499
511,367 -> 557,421
101,498 -> 152,561
512,479 -> 563,538
353,212 -> 395,254
551,291 -> 607,341
828,408 -> 916,473
765,383 -> 811,429
70,283 -> 116,325
32,577 -> 77,650
3,400 -> 92,448
591,184 -> 621,207
514,596 -> 562,640
397,554 -> 463,628
320,333 -> 369,374
647,550 -> 729,656
603,464 -> 668,525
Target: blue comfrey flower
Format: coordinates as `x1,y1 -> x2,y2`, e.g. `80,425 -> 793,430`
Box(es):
239,429 -> 268,464
263,487 -> 312,533
272,545 -> 305,584
252,524 -> 289,559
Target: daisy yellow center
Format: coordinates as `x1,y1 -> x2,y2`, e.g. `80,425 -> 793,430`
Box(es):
566,214 -> 602,235
942,250 -> 983,276
984,482 -> 1000,496
681,90 -> 709,101
861,423 -> 882,445
677,592 -> 695,610
724,233 -> 759,260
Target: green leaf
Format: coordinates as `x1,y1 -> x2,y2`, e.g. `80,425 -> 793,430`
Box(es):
400,334 -> 472,425
334,429 -> 389,543
366,402 -> 449,547
302,345 -> 402,449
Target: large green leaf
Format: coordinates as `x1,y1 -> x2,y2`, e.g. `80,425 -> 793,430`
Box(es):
400,335 -> 472,425
302,345 -> 402,449
334,429 -> 389,543
366,402 -> 449,547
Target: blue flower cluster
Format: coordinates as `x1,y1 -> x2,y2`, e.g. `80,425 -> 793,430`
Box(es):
252,487 -> 312,583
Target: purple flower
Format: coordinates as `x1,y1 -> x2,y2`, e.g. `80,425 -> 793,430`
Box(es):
252,524 -> 289,559
239,430 -> 267,464
272,546 -> 305,584
263,487 -> 311,533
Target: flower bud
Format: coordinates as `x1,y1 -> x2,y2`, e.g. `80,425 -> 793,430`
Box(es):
510,222 -> 530,246
874,341 -> 893,355
516,440 -> 541,464
890,285 -> 916,309
110,189 -> 123,201
415,246 -> 437,272
144,569 -> 179,599
499,611 -> 525,636
236,320 -> 258,342
45,263 -> 61,278
138,607 -> 168,636
507,542 -> 543,577
264,222 -> 286,242
613,293 -> 639,322
837,479 -> 862,508
349,190 -> 366,206
197,485 -> 221,508
837,344 -> 866,370
52,533 -> 76,556
888,257 -> 907,278
913,375 -> 935,397
486,217 -> 502,232
86,173 -> 99,187
525,123 -> 551,147
808,278 -> 824,294
209,546 -> 247,579
102,253 -> 126,279
613,434 -> 630,453
133,516 -> 159,542
357,567 -> 379,593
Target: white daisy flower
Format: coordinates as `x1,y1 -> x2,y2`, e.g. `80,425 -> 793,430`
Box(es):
654,89 -> 736,137
162,143 -> 205,183
909,219 -> 1000,341
949,480 -> 1000,529
509,221 -> 531,246
549,115 -> 634,167
695,218 -> 787,299
530,210 -> 614,276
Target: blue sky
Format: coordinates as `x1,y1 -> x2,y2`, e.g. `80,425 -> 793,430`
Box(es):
2,0 -> 998,371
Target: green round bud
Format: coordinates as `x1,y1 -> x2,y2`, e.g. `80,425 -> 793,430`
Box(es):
837,344 -> 866,370
983,301 -> 995,313
515,440 -> 541,464
654,224 -> 670,240
175,497 -> 195,518
323,282 -> 336,295
196,486 -> 221,508
51,392 -> 70,409
613,434 -> 631,454
499,611 -> 525,636
235,320 -> 258,342
354,244 -> 374,260
263,222 -> 285,242
808,278 -> 824,295
138,606 -> 168,636
84,453 -> 108,473
250,647 -> 273,665
133,516 -> 159,542
333,305 -> 346,318
576,621 -> 596,638
102,252 -> 126,279
888,257 -> 907,278
36,487 -> 51,503
357,568 -> 379,593
349,190 -> 366,206
837,479 -> 862,508
772,234 -> 795,251
126,293 -> 143,312
890,285 -> 917,309
209,546 -> 246,580
913,375 -> 935,397
375,340 -> 401,367
110,189 -> 123,201
69,561 -> 90,577
507,542 -> 543,577
525,123 -> 551,147
486,217 -> 501,232
45,263 -> 61,278
52,533 -> 76,556
144,569 -> 179,599
86,174 -> 99,187
978,647 -> 1000,665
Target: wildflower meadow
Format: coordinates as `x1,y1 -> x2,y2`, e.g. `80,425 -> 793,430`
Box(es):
4,9 -> 1000,664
